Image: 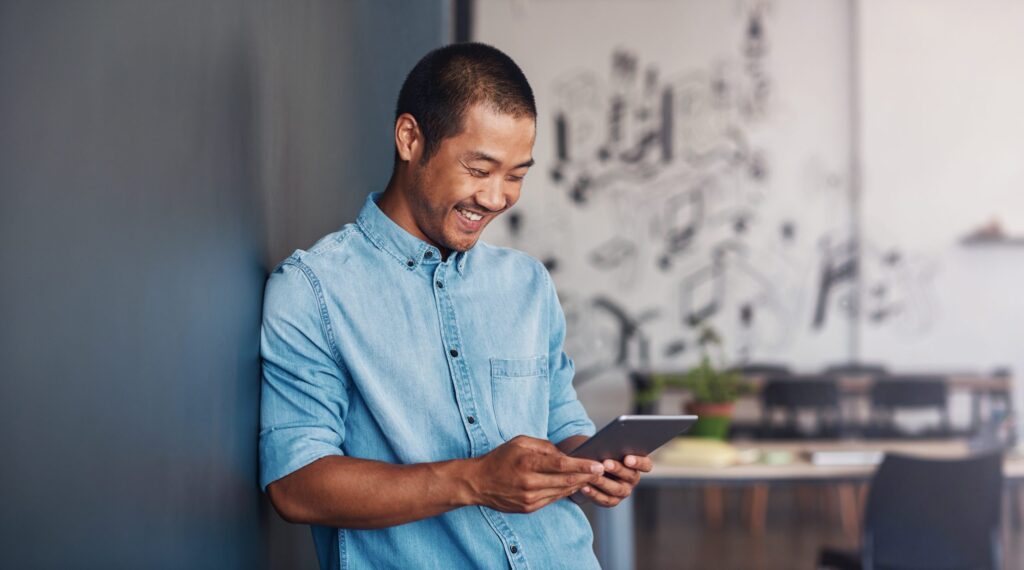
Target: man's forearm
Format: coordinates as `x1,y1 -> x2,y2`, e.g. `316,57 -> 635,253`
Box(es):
267,455 -> 477,529
268,435 -> 598,529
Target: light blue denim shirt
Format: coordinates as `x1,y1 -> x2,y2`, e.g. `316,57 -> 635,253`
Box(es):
259,191 -> 599,569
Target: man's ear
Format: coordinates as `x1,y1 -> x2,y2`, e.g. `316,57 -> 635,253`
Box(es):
394,113 -> 421,163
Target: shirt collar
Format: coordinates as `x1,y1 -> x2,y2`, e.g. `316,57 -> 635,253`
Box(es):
356,191 -> 469,275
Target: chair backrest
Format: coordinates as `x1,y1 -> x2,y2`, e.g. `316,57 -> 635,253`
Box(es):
736,362 -> 792,377
823,362 -> 888,377
762,375 -> 840,410
760,375 -> 842,437
863,452 -> 1004,570
870,375 -> 948,410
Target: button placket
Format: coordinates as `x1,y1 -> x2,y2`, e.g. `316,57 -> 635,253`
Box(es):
431,263 -> 488,454
431,264 -> 524,564
478,507 -> 528,569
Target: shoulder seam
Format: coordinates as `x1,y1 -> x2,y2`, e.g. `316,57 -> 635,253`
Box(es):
279,259 -> 350,377
477,240 -> 543,264
307,225 -> 359,257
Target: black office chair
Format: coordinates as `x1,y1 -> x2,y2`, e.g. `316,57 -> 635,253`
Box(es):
819,451 -> 1004,570
868,375 -> 951,438
760,375 -> 842,438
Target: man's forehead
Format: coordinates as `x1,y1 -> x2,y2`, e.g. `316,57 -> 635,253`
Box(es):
447,106 -> 535,161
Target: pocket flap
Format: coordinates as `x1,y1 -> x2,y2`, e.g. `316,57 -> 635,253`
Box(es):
490,355 -> 547,378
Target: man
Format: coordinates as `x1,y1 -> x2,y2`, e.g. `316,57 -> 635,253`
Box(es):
259,43 -> 652,569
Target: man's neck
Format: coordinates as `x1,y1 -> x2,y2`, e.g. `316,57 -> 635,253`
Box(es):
377,179 -> 453,261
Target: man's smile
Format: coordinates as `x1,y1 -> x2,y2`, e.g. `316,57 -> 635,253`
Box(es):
455,206 -> 484,222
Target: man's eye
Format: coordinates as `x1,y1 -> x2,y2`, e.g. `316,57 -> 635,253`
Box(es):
507,175 -> 525,183
469,169 -> 489,178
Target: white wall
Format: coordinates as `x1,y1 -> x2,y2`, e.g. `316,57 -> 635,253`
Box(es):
858,0 -> 1024,422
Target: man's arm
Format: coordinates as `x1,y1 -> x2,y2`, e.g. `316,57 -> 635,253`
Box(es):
267,436 -> 605,529
267,456 -> 469,528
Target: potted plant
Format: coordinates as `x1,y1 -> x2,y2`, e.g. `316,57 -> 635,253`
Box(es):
635,324 -> 752,439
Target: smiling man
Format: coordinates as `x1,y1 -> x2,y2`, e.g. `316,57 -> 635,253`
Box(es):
259,43 -> 652,570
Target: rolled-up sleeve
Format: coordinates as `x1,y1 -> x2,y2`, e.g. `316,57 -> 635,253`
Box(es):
259,259 -> 349,492
542,267 -> 596,444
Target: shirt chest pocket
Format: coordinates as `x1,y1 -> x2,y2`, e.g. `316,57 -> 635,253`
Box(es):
489,356 -> 550,442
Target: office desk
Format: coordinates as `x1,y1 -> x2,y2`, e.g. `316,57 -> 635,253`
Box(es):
594,439 -> 1024,570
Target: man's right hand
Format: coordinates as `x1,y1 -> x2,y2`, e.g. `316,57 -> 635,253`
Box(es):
461,435 -> 605,514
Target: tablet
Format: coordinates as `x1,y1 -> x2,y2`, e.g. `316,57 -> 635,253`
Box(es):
568,414 -> 698,462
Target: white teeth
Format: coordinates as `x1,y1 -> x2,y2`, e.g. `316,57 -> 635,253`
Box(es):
457,207 -> 483,222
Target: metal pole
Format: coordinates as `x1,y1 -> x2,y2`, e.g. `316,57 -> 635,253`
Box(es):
848,0 -> 864,363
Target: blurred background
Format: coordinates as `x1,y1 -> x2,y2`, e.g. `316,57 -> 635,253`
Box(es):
1,1 -> 1022,568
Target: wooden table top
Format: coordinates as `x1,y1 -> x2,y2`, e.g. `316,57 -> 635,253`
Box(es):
648,438 -> 1024,482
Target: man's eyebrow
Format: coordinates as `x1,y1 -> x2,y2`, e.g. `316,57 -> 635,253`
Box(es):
461,151 -> 535,170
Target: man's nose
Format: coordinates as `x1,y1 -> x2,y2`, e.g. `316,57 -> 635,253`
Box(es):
475,182 -> 508,212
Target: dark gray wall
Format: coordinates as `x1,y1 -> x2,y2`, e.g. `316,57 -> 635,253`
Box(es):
0,1 -> 447,568
254,0 -> 450,268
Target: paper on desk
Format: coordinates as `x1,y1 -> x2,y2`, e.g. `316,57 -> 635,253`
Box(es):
809,450 -> 884,466
656,437 -> 740,468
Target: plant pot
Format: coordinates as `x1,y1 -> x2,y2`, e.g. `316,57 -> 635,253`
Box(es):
684,401 -> 735,440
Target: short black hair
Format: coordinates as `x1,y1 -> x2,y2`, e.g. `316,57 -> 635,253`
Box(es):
395,42 -> 536,163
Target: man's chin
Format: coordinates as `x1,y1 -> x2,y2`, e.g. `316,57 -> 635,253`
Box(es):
450,240 -> 478,253
442,235 -> 480,253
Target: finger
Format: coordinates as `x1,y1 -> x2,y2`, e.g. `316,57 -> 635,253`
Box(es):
528,470 -> 597,506
624,455 -> 653,473
590,475 -> 633,499
526,482 -> 590,512
602,459 -> 640,485
520,471 -> 599,492
510,435 -> 559,454
534,453 -> 604,476
580,484 -> 622,508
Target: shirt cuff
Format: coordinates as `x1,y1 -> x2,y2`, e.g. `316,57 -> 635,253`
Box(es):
548,405 -> 597,444
259,425 -> 345,492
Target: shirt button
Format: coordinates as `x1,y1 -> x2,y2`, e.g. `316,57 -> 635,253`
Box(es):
436,281 -> 444,289
424,251 -> 433,258
406,260 -> 415,267
510,545 -> 518,554
449,348 -> 459,358
467,415 -> 475,424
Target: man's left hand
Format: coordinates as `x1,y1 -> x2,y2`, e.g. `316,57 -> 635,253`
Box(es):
576,454 -> 652,508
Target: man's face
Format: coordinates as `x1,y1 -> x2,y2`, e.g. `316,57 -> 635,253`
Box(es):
406,103 -> 536,254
